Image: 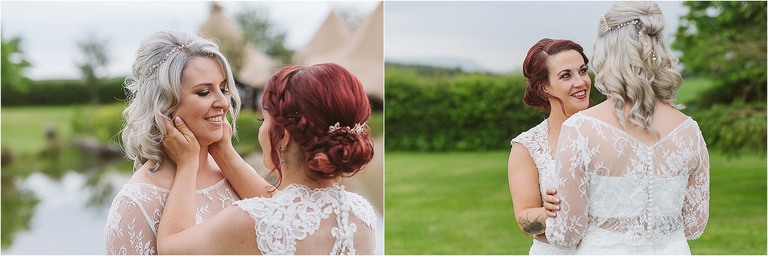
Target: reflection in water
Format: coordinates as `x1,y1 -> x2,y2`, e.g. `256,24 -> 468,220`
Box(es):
0,139 -> 132,254
1,175 -> 39,249
1,171 -> 130,254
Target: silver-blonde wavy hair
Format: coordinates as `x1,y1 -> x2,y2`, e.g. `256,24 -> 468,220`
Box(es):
591,1 -> 683,134
121,30 -> 241,172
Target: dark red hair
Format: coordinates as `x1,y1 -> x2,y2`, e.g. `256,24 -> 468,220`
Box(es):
522,38 -> 589,113
262,63 -> 374,185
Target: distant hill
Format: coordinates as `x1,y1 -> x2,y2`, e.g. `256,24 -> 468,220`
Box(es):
385,62 -> 499,77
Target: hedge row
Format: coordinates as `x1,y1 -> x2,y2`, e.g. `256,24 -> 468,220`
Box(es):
385,66 -> 765,154
385,67 -> 546,151
2,77 -> 127,106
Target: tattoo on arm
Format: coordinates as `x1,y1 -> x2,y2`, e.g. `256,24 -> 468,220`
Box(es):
519,212 -> 545,235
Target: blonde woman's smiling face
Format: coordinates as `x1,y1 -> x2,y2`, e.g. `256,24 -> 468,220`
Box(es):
175,57 -> 230,146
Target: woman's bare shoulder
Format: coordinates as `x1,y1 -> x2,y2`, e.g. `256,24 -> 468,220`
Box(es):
580,101 -> 615,121
126,162 -> 173,189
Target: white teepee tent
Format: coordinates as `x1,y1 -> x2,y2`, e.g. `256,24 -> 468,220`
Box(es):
198,2 -> 277,90
295,2 -> 384,103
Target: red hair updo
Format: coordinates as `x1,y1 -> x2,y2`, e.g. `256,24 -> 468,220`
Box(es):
262,63 -> 374,182
522,38 -> 589,113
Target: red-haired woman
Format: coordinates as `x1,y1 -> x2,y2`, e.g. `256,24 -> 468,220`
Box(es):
156,63 -> 377,255
507,38 -> 591,254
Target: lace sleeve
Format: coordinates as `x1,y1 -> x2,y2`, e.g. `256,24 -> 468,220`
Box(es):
104,190 -> 159,255
546,117 -> 591,248
683,126 -> 710,240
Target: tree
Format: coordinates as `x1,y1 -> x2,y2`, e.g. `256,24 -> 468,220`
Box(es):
672,1 -> 767,105
1,36 -> 32,98
76,33 -> 110,105
235,4 -> 294,64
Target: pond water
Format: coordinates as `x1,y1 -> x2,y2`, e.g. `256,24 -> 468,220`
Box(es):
1,153 -> 384,254
2,171 -> 129,254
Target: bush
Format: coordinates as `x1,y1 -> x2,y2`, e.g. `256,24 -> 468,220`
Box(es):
685,102 -> 766,156
71,103 -> 126,146
2,77 -> 126,106
385,68 -> 546,151
233,110 -> 264,154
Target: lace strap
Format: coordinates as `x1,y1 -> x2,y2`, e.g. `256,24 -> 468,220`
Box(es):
346,191 -> 377,230
510,120 -> 549,157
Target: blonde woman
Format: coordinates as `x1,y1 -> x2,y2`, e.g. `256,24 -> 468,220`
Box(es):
104,30 -> 271,255
545,2 -> 710,254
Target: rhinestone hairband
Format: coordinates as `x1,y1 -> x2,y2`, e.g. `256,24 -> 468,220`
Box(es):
602,16 -> 643,33
145,42 -> 191,78
602,16 -> 657,62
328,122 -> 366,134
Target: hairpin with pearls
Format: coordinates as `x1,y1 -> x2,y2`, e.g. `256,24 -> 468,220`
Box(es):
602,16 -> 657,63
145,42 -> 191,78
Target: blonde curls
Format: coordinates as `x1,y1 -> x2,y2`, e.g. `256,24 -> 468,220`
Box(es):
591,1 -> 683,134
121,30 -> 241,171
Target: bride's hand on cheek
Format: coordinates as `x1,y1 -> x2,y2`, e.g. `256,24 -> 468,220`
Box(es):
210,115 -> 235,154
162,116 -> 200,167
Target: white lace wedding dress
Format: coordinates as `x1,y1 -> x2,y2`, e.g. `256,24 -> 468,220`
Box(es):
235,183 -> 377,255
512,119 -> 576,255
104,178 -> 239,255
545,112 -> 710,254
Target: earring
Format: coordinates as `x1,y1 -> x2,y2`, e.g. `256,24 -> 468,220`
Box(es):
279,145 -> 286,166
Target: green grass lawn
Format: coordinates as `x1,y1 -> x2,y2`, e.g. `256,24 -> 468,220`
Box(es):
1,105 -> 83,155
688,151 -> 767,254
385,150 -> 767,254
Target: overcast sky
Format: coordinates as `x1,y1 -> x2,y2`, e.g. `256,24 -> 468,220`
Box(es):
1,1 -> 379,80
385,1 -> 687,74
3,1 -> 687,79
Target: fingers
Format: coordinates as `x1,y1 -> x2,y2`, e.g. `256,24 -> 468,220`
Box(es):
173,116 -> 197,141
163,117 -> 176,136
222,115 -> 231,126
543,200 -> 560,217
543,201 -> 558,218
162,117 -> 184,141
173,116 -> 186,130
162,118 -> 181,150
546,188 -> 557,196
544,194 -> 560,204
543,192 -> 561,218
161,116 -> 200,164
162,116 -> 196,144
546,209 -> 557,218
222,115 -> 232,137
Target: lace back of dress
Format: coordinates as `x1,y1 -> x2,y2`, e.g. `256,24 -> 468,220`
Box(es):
331,191 -> 356,254
546,113 -> 710,249
237,184 -> 376,255
305,186 -> 376,255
